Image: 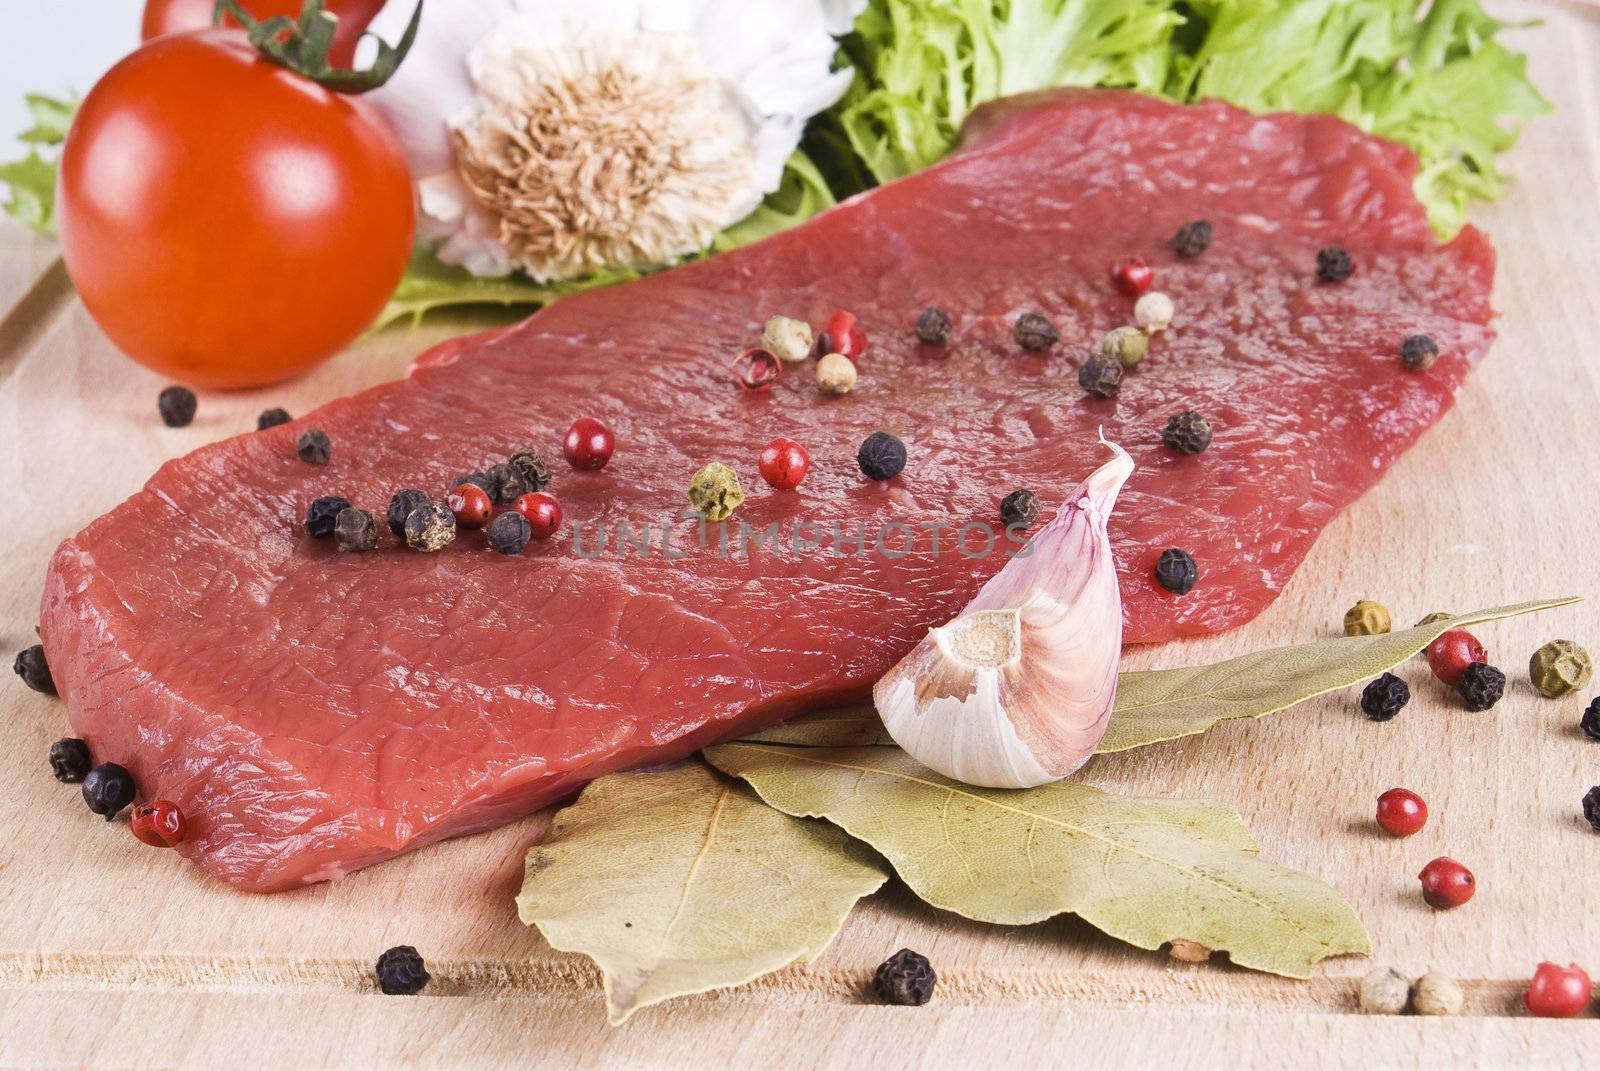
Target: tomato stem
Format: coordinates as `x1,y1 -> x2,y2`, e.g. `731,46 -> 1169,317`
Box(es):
211,0 -> 420,95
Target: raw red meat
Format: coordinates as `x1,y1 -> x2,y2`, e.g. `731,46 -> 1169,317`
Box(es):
40,90 -> 1495,890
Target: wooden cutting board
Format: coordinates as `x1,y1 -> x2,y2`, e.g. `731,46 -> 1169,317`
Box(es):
4,4 -> 1600,1066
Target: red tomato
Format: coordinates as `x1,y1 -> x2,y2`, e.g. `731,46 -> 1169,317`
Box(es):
141,0 -> 385,66
57,29 -> 415,389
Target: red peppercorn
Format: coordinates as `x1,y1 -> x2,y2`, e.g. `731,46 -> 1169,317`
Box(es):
1426,629 -> 1487,687
130,800 -> 186,848
758,438 -> 810,490
731,348 -> 781,392
1418,857 -> 1475,909
1108,255 -> 1154,297
446,483 -> 492,529
1375,788 -> 1428,837
564,417 -> 614,471
1525,962 -> 1592,1018
515,492 -> 563,539
819,309 -> 868,361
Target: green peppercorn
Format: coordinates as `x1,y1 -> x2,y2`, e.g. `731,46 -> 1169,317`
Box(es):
762,316 -> 814,363
1100,326 -> 1148,369
1343,599 -> 1392,636
688,463 -> 745,521
1529,640 -> 1594,698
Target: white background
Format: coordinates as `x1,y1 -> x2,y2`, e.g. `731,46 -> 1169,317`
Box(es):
2,4 -> 141,155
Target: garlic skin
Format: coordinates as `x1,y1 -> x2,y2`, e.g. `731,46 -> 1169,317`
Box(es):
873,439 -> 1133,788
364,0 -> 865,281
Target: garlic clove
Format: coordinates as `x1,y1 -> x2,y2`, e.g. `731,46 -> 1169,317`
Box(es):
873,437 -> 1132,788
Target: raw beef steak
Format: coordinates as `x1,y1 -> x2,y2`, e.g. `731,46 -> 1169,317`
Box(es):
41,90 -> 1495,890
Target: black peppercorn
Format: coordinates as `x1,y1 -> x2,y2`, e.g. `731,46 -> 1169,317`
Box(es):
375,945 -> 430,995
487,511 -> 531,555
1316,246 -> 1354,283
872,949 -> 935,1006
1013,312 -> 1059,352
257,407 -> 292,430
14,644 -> 56,695
387,489 -> 431,539
486,462 -> 527,505
404,502 -> 457,552
451,471 -> 494,496
1172,219 -> 1212,258
1359,672 -> 1410,721
49,738 -> 91,783
1154,548 -> 1198,595
334,507 -> 379,553
1581,697 -> 1600,741
1456,661 -> 1506,711
297,428 -> 332,465
1399,335 -> 1439,372
1162,411 -> 1213,454
158,385 -> 197,428
304,495 -> 353,539
915,306 -> 952,346
857,431 -> 907,481
507,450 -> 551,493
1077,356 -> 1122,399
82,762 -> 135,820
999,489 -> 1040,530
1583,786 -> 1600,832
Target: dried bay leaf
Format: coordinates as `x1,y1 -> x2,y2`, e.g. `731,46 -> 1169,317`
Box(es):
704,741 -> 1369,977
516,762 -> 887,1024
1100,597 -> 1578,752
742,598 -> 1580,755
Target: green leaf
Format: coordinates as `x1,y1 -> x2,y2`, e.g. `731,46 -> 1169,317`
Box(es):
744,597 -> 1580,756
824,0 -> 1547,234
704,741 -> 1369,977
0,151 -> 59,234
18,92 -> 76,146
1101,596 -> 1579,753
377,152 -> 835,329
515,762 -> 887,1025
1,92 -> 77,235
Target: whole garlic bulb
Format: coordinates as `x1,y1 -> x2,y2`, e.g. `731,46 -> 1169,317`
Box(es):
873,438 -> 1132,788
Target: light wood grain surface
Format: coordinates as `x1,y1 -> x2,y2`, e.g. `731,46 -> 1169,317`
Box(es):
5,4 -> 1600,1067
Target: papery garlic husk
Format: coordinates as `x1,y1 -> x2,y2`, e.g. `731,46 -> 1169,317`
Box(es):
873,439 -> 1132,788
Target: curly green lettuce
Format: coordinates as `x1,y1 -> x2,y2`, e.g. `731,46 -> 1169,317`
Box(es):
832,0 -> 1548,235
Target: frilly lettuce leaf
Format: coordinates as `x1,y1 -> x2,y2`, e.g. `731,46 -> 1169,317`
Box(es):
832,0 -> 1548,236
829,0 -> 1180,182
